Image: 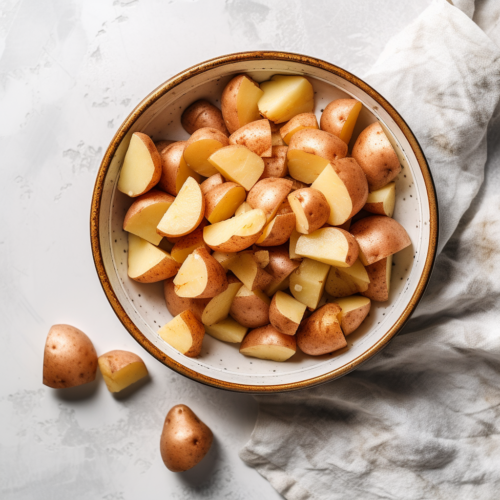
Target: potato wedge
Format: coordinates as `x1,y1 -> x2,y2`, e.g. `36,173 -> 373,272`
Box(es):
235,201 -> 253,217
230,285 -> 270,328
157,177 -> 205,238
212,251 -> 237,270
247,178 -> 293,223
280,112 -> 318,144
361,256 -> 392,302
297,303 -> 346,356
203,208 -> 267,252
310,159 -> 369,226
364,182 -> 396,217
164,279 -> 209,322
205,182 -> 246,223
289,258 -> 330,309
320,99 -> 362,144
184,127 -> 229,177
226,252 -> 272,291
260,146 -> 288,179
128,234 -> 180,283
205,317 -> 248,343
201,275 -> 242,326
270,291 -> 307,336
258,75 -> 314,123
256,201 -> 296,246
229,119 -> 272,157
350,215 -> 411,266
240,325 -> 297,361
325,259 -> 370,297
265,246 -> 301,284
253,250 -> 270,268
295,227 -> 359,267
288,188 -> 330,234
98,350 -> 148,393
118,132 -> 162,197
221,74 -> 264,134
170,221 -> 209,263
123,189 -> 174,245
208,145 -> 264,190
181,99 -> 229,135
270,121 -> 287,147
200,173 -> 225,196
265,275 -> 290,297
289,229 -> 302,260
158,310 -> 205,357
173,247 -> 228,298
351,122 -> 401,190
333,296 -> 371,335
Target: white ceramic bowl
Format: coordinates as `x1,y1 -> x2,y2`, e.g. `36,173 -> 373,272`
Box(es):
91,51 -> 438,393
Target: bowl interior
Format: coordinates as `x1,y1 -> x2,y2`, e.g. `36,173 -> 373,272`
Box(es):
96,56 -> 432,391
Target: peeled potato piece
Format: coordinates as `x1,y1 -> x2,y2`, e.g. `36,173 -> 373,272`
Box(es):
229,119 -> 272,157
258,75 -> 314,123
128,234 -> 180,283
164,279 -> 210,322
230,285 -> 270,328
310,159 -> 369,226
350,215 -> 411,266
173,247 -> 228,299
221,74 -> 264,134
123,190 -> 174,245
200,173 -> 225,196
364,182 -> 396,217
201,276 -> 242,326
333,296 -> 371,335
184,127 -> 229,177
240,325 -> 297,361
157,177 -> 205,238
205,182 -> 246,223
280,112 -> 319,144
205,317 -> 248,343
256,201 -> 296,246
118,132 -> 162,197
351,122 -> 401,191
320,99 -> 362,144
295,227 -> 359,268
361,255 -> 392,302
209,145 -> 264,190
270,291 -> 307,336
158,310 -> 205,357
325,259 -> 370,297
288,188 -> 330,234
181,99 -> 229,135
98,350 -> 148,393
226,252 -> 272,291
203,208 -> 267,252
247,178 -> 293,223
289,258 -> 330,309
170,221 -> 209,263
261,146 -> 288,179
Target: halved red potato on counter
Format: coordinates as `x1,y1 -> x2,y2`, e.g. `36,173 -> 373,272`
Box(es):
201,275 -> 242,326
256,200 -> 296,246
229,119 -> 272,157
183,127 -> 229,177
205,317 -> 248,343
240,325 -> 297,361
361,256 -> 393,302
181,99 -> 229,136
261,146 -> 288,179
289,258 -> 330,309
288,188 -> 330,234
230,285 -> 270,328
364,182 -> 396,217
205,182 -> 246,223
280,112 -> 318,144
247,178 -> 293,223
270,291 -> 307,336
332,296 -> 371,335
158,310 -> 205,357
325,259 -> 370,297
320,99 -> 362,144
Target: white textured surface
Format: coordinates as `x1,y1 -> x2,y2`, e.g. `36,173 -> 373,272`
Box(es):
0,1 -> 433,498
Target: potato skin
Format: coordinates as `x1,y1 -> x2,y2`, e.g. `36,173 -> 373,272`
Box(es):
181,99 -> 229,136
351,122 -> 401,190
43,325 -> 98,389
320,99 -> 359,139
200,173 -> 224,195
185,127 -> 229,150
160,404 -> 213,472
171,220 -> 209,263
260,146 -> 288,179
180,310 -> 206,357
164,279 -> 210,322
130,252 -> 180,283
339,301 -> 371,335
265,245 -> 301,283
361,258 -> 390,302
280,112 -> 318,143
157,141 -> 188,195
240,324 -> 297,350
98,350 -> 145,374
350,215 -> 411,265
247,178 -> 293,222
229,119 -> 272,157
230,289 -> 270,328
288,188 -> 330,234
288,128 -> 347,163
123,189 -> 175,230
297,304 -> 347,356
204,182 -> 246,222
269,294 -> 301,336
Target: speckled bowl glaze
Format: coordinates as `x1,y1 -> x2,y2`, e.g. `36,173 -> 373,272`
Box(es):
91,51 -> 438,393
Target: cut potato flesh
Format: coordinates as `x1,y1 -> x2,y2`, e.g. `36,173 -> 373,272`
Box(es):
258,76 -> 314,123
124,201 -> 172,246
205,318 -> 248,343
226,253 -> 272,291
325,259 -> 370,297
275,291 -> 307,324
235,201 -> 253,216
157,177 -> 204,237
256,213 -> 295,246
173,251 -> 208,297
209,145 -> 264,190
289,229 -> 302,260
295,228 -> 354,267
287,150 -> 330,184
290,258 -> 330,309
100,360 -> 148,393
240,344 -> 296,362
341,259 -> 370,290
311,164 -> 352,226
202,281 -> 242,326
340,101 -> 362,144
212,251 -> 237,270
334,295 -> 371,335
184,139 -> 224,177
237,77 -> 264,126
265,276 -> 290,296
365,182 -> 396,217
158,314 -> 194,354
207,185 -> 246,223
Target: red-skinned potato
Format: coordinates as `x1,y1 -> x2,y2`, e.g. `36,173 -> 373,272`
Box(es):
285,176 -> 309,191
349,215 -> 411,266
200,173 -> 225,196
269,291 -> 307,336
118,132 -> 162,197
160,405 -> 213,472
43,325 -> 98,389
247,178 -> 293,223
204,182 -> 246,223
240,325 -> 297,361
98,350 -> 148,393
280,112 -> 318,144
158,310 -> 205,357
361,256 -> 392,302
297,303 -> 347,355
260,146 -> 288,179
230,285 -> 270,328
181,99 -> 229,135
351,122 -> 401,190
184,127 -> 230,177
164,279 -> 210,322
229,119 -> 272,157
364,182 -> 396,217
320,99 -> 362,144
333,296 -> 371,335
288,188 -> 330,234
256,200 -> 296,246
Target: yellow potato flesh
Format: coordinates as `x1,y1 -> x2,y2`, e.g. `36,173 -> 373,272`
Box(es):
240,344 -> 296,362
205,318 -> 248,343
256,217 -> 277,244
124,202 -> 171,245
253,250 -> 270,268
296,228 -> 350,267
173,252 -> 208,297
184,139 -> 223,177
289,229 -> 302,259
227,253 -> 267,290
265,276 -> 290,296
335,295 -> 371,318
100,361 -> 148,393
326,259 -> 370,297
235,201 -> 253,216
128,234 -> 170,278
311,164 -> 352,226
341,259 -> 370,289
208,186 -> 246,223
237,77 -> 264,127
201,282 -> 242,326
340,101 -> 362,144
158,315 -> 193,354
176,156 -> 202,193
258,76 -> 314,123
171,239 -> 205,264
290,258 -> 330,309
209,145 -> 264,190
287,195 -> 310,234
212,251 -> 237,270
283,126 -> 316,145
118,134 -> 157,197
366,182 -> 396,217
287,150 -> 330,184
157,177 -> 203,237
275,291 -> 306,324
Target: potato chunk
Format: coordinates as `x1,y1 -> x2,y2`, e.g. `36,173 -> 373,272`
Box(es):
325,259 -> 370,297
240,325 -> 297,361
158,310 -> 205,357
183,127 -> 229,177
205,317 -> 248,343
364,182 -> 396,217
98,350 -> 148,393
289,258 -> 330,309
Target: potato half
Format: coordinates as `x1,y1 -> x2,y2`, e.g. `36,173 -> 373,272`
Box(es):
361,255 -> 393,302
181,99 -> 228,135
364,182 -> 396,217
269,291 -> 307,336
333,296 -> 371,335
158,310 -> 205,357
98,350 -> 148,393
201,275 -> 242,326
205,182 -> 246,223
320,99 -> 362,144
280,112 -> 319,144
184,127 -> 229,177
240,325 -> 297,361
289,258 -> 330,309
229,285 -> 270,328
325,259 -> 370,297
164,279 -> 210,322
256,200 -> 296,246
261,146 -> 288,179
229,119 -> 272,157
247,178 -> 293,223
288,188 -> 330,234
205,317 -> 248,343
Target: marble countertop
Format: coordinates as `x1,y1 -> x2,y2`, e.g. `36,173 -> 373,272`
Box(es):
0,0 -> 434,498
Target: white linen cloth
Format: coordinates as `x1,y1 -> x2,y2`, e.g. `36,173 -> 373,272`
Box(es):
240,1 -> 500,498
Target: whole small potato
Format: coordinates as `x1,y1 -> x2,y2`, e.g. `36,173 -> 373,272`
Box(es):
181,99 -> 228,136
160,404 -> 213,472
43,324 -> 98,389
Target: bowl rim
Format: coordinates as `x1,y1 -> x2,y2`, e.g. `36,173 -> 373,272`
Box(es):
90,50 -> 439,393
